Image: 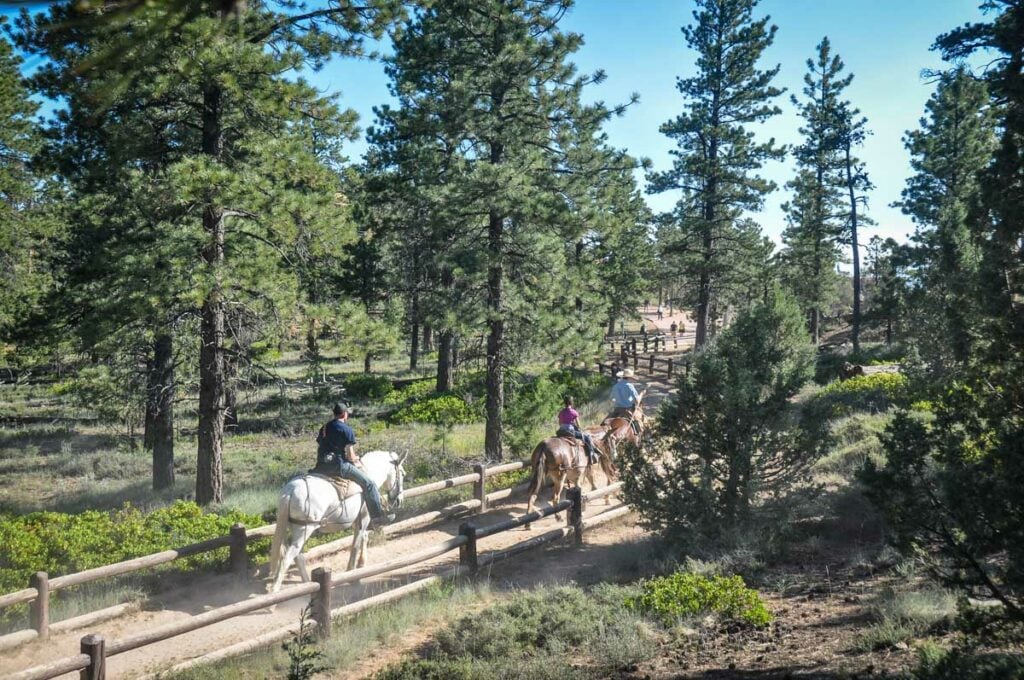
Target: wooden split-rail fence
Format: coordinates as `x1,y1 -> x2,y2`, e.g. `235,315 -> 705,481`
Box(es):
2,461 -> 632,680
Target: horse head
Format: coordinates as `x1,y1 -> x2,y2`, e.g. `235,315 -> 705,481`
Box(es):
387,450 -> 408,508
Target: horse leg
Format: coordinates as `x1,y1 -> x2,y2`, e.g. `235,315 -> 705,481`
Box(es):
356,512 -> 371,568
271,524 -> 313,592
347,507 -> 369,571
293,525 -> 318,582
551,472 -> 566,516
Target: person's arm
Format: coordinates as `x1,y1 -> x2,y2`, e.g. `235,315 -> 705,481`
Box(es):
628,383 -> 640,405
344,425 -> 358,463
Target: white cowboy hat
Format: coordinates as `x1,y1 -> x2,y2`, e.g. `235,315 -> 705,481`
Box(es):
622,369 -> 635,378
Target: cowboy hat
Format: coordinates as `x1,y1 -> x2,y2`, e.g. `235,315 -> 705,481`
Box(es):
622,369 -> 635,378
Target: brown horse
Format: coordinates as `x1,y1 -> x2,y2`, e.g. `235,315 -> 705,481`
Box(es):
524,432 -> 618,525
600,390 -> 647,457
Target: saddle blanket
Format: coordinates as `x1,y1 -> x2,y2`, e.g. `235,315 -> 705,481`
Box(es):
305,469 -> 356,501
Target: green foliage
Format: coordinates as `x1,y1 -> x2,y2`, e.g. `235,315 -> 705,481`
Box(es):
863,373 -> 1024,622
390,394 -> 479,427
623,292 -> 816,544
283,606 -> 328,680
628,572 -> 772,628
0,501 -> 265,625
806,372 -> 908,418
343,373 -> 395,401
381,379 -> 435,406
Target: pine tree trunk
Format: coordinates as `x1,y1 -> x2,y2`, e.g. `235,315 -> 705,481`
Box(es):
364,352 -> 372,374
846,144 -> 862,355
196,79 -> 226,506
484,208 -> 505,462
148,331 -> 175,490
306,317 -> 318,359
436,330 -> 454,392
607,316 -> 615,337
809,307 -> 820,346
422,325 -> 433,353
409,293 -> 420,371
224,354 -> 238,431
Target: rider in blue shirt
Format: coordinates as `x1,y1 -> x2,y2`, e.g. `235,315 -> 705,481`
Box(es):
317,403 -> 392,526
611,370 -> 640,415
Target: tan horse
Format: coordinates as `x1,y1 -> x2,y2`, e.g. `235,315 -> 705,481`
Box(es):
524,432 -> 617,525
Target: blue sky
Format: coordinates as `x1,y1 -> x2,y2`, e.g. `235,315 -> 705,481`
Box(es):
307,0 -> 989,251
7,1 -> 990,251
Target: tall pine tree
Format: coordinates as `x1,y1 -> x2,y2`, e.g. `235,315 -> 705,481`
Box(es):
647,0 -> 785,348
779,37 -> 849,345
896,66 -> 996,366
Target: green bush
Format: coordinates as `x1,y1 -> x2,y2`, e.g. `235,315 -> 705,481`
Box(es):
390,394 -> 479,426
0,501 -> 266,627
627,572 -> 773,628
807,372 -> 909,419
342,374 -> 395,401
381,379 -> 435,406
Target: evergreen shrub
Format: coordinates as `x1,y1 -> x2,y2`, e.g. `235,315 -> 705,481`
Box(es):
627,572 -> 773,628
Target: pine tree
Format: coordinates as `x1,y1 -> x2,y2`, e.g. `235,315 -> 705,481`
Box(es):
369,0 -> 629,460
0,32 -> 55,352
836,101 -> 873,355
896,67 -> 996,366
647,0 -> 785,348
779,38 -> 850,344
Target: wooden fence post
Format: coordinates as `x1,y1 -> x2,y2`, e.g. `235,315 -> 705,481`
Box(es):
29,571 -> 48,639
632,352 -> 638,371
459,522 -> 478,574
80,633 -> 105,680
642,335 -> 648,352
567,487 -> 583,547
311,567 -> 332,639
630,338 -> 637,355
668,358 -> 674,378
473,463 -> 487,513
229,523 -> 247,579
620,346 -> 627,365
649,355 -> 655,374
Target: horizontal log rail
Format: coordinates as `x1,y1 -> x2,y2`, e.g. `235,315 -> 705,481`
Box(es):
107,582 -> 320,656
474,499 -> 572,539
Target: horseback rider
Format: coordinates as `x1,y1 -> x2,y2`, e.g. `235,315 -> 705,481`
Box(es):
557,396 -> 599,465
610,369 -> 642,433
316,403 -> 393,527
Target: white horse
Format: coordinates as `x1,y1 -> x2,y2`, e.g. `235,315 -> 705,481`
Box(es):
268,450 -> 407,592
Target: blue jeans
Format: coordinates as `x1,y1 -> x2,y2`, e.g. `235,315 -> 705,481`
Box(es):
336,461 -> 386,519
558,425 -> 596,459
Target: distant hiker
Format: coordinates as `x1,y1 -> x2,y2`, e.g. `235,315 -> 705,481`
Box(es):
316,403 -> 392,527
557,396 -> 599,464
657,305 -> 664,320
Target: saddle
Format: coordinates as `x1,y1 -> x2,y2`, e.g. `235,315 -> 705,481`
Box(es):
306,467 -> 356,502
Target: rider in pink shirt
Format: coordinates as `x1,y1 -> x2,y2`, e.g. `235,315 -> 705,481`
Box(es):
557,396 -> 598,464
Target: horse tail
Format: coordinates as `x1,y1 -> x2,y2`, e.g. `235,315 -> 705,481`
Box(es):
527,442 -> 547,500
268,488 -> 292,580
